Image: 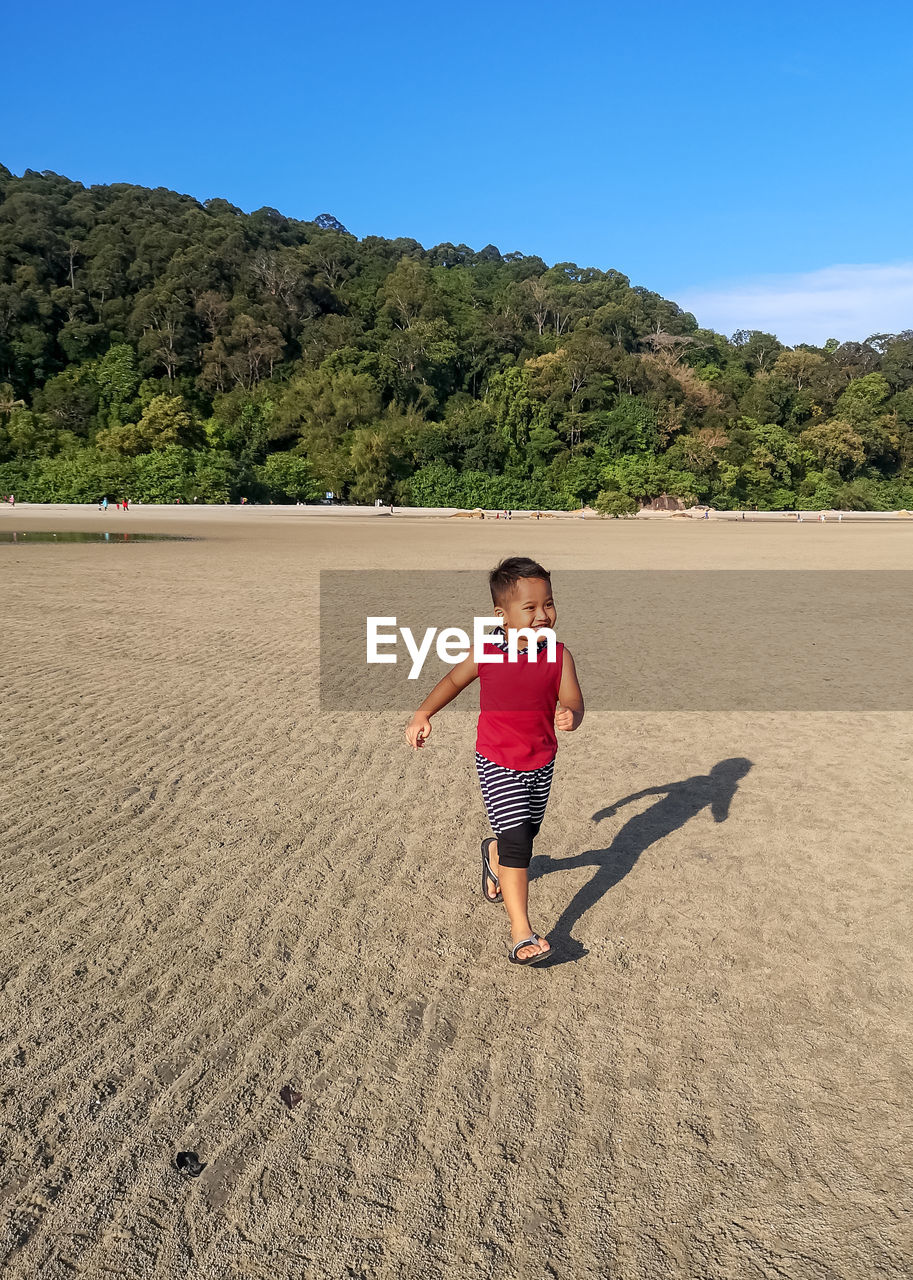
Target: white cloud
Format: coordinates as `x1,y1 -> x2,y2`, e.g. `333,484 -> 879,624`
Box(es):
679,262 -> 913,347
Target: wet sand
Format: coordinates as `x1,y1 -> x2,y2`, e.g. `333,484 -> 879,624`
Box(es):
1,507 -> 911,1278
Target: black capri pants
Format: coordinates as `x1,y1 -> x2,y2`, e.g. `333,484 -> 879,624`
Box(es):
475,751 -> 555,868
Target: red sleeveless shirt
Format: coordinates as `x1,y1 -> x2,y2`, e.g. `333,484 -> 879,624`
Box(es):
476,640 -> 564,771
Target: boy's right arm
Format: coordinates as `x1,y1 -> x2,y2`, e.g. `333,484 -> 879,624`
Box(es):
405,655 -> 479,749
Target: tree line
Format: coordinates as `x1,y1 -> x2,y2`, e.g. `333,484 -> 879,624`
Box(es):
2,164 -> 913,511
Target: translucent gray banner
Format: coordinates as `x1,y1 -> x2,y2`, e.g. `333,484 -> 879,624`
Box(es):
319,570 -> 913,711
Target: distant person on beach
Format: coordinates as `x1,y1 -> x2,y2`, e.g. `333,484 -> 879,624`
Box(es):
406,556 -> 585,965
101,496 -> 108,512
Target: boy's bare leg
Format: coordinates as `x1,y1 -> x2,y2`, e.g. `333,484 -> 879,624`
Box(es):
488,840 -> 550,960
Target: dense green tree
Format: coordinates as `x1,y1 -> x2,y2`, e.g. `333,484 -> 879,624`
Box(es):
593,396 -> 659,457
192,450 -> 244,503
96,393 -> 200,455
96,343 -> 141,417
1,167 -> 912,509
131,447 -> 195,502
0,407 -> 72,460
32,367 -> 99,437
834,372 -> 891,426
595,489 -> 638,517
256,452 -> 321,502
799,420 -> 865,477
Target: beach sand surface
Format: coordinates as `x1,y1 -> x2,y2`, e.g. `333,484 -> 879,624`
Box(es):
1,506 -> 911,1279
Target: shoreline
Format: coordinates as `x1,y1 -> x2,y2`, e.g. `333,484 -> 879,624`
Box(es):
3,501 -> 913,523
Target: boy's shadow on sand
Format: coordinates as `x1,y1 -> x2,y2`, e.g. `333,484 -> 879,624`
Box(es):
535,757 -> 753,967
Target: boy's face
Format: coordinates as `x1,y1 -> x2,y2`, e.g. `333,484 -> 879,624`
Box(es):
495,576 -> 557,641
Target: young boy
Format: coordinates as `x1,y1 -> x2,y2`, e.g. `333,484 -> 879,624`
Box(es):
405,557 -> 584,965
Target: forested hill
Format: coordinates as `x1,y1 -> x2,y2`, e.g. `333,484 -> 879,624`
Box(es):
2,165 -> 913,510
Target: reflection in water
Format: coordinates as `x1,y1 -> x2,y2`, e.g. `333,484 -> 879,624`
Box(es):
0,531 -> 198,544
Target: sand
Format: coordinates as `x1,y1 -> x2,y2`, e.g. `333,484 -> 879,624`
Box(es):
1,505 -> 911,1279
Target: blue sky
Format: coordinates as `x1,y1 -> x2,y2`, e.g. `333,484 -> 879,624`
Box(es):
4,0 -> 912,344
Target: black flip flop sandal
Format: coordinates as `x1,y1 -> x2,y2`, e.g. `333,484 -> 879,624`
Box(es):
481,838 -> 503,904
508,934 -> 550,965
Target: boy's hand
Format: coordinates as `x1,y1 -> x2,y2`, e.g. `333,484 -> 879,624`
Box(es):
406,714 -> 432,749
555,702 -> 577,732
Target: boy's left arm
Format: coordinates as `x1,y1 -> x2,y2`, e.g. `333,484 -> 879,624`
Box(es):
555,648 -> 585,732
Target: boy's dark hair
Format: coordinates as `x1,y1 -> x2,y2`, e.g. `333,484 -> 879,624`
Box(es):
489,556 -> 551,606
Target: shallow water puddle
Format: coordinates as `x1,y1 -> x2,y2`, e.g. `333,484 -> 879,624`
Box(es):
0,531 -> 199,544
